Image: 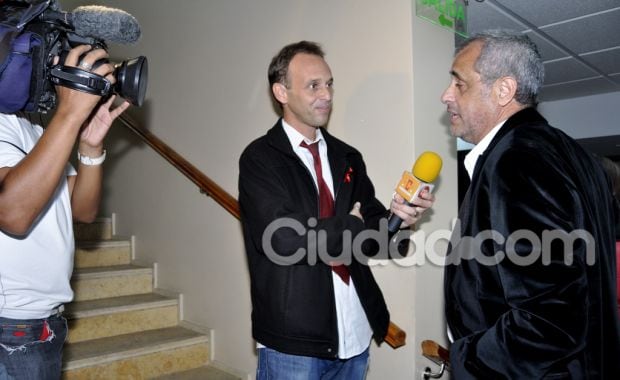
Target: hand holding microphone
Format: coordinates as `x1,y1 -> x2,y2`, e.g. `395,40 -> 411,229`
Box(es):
349,202 -> 364,222
388,151 -> 442,232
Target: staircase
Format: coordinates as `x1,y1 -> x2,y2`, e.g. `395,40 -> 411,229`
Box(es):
61,216 -> 224,379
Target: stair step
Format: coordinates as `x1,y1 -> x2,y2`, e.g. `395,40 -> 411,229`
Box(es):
65,214 -> 236,378
75,238 -> 131,268
62,326 -> 209,378
74,217 -> 113,241
71,264 -> 153,301
65,293 -> 179,343
153,365 -> 243,380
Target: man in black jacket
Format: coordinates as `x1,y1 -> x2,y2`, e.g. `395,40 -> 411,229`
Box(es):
239,41 -> 434,379
442,30 -> 620,378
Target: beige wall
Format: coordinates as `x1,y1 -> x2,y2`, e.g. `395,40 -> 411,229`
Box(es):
63,0 -> 458,377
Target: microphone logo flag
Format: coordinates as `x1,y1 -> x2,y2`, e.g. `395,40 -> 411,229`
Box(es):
387,151 -> 442,232
395,171 -> 434,203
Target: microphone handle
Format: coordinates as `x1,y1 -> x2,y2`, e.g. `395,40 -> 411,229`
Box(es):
387,201 -> 413,233
387,214 -> 402,233
39,10 -> 73,28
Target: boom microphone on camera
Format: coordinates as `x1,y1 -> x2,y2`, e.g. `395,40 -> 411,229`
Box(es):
40,5 -> 141,44
72,6 -> 141,44
387,151 -> 442,232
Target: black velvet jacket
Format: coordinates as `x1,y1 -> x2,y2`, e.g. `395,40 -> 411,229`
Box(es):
239,120 -> 394,358
445,108 -> 620,379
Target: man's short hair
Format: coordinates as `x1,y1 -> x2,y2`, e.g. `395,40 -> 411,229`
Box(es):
268,41 -> 325,87
458,30 -> 545,107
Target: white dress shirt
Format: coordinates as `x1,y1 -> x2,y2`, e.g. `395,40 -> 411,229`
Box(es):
281,120 -> 373,359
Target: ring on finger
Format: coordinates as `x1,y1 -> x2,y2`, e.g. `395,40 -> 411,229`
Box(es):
78,61 -> 92,70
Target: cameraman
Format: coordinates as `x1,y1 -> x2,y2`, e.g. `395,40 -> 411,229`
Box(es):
0,45 -> 128,379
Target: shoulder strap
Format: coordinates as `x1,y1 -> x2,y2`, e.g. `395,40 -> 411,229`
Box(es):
0,140 -> 28,155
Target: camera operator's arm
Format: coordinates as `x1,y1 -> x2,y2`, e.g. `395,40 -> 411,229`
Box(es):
69,95 -> 129,222
0,46 -> 123,235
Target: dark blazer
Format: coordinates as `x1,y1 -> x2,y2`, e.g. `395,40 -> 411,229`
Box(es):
445,108 -> 620,379
239,120 -> 395,358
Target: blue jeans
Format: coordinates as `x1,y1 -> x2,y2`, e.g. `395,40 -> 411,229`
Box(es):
257,347 -> 369,380
0,314 -> 67,380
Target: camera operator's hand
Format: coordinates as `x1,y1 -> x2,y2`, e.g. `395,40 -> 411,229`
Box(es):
54,45 -> 120,125
78,95 -> 129,157
55,45 -> 130,155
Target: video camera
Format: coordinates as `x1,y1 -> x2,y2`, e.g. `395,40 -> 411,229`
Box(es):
0,0 -> 148,113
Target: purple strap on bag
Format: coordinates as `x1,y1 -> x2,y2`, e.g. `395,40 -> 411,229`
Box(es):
0,28 -> 41,113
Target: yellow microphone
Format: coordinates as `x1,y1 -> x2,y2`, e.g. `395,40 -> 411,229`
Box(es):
388,151 -> 442,232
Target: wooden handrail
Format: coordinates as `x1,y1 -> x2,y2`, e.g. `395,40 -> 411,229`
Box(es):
385,321 -> 406,348
421,339 -> 450,367
118,114 -> 240,219
116,113 -> 406,348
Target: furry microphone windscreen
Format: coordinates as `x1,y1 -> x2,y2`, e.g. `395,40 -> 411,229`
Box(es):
72,5 -> 141,44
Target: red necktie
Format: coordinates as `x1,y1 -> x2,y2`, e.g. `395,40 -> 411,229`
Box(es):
300,141 -> 350,285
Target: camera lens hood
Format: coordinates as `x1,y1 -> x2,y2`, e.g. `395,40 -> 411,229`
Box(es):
115,56 -> 148,106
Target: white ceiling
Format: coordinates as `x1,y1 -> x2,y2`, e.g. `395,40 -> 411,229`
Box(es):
463,0 -> 620,102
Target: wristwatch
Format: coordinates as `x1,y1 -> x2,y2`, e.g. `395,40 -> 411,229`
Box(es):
77,150 -> 106,166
